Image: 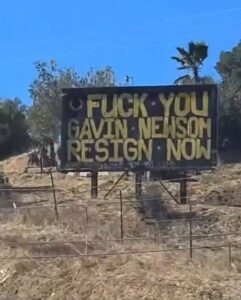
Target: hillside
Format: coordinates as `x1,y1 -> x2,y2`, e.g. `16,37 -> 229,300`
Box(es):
1,154 -> 241,299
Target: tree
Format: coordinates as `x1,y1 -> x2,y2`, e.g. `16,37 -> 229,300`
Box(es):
86,66 -> 116,87
28,61 -> 116,141
171,41 -> 208,84
216,41 -> 241,149
0,98 -> 30,159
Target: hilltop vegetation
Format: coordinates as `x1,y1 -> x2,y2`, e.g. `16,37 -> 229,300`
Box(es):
1,40 -> 241,162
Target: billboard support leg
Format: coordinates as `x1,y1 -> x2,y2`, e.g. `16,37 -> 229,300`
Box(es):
40,158 -> 43,174
180,172 -> 187,204
135,173 -> 142,199
104,171 -> 127,199
160,181 -> 179,204
91,171 -> 98,199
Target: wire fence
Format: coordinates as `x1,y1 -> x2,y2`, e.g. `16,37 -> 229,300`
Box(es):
0,243 -> 239,265
0,169 -> 240,268
0,187 -> 236,208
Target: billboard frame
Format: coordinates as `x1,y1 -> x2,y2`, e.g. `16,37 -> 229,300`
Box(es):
60,84 -> 218,173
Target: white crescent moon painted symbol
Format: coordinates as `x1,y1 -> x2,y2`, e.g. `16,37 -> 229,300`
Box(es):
69,98 -> 83,111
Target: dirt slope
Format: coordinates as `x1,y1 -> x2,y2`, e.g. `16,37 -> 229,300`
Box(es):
1,154 -> 241,299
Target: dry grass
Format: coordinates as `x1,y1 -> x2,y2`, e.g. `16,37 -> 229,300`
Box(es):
2,153 -> 29,176
1,155 -> 241,299
1,249 -> 241,299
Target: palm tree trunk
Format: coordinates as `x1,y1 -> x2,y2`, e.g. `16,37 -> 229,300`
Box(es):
193,67 -> 199,83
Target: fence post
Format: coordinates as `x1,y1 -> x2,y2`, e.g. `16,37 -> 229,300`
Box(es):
120,190 -> 124,240
228,242 -> 232,270
85,207 -> 89,254
50,170 -> 59,222
189,205 -> 193,260
180,172 -> 187,204
91,171 -> 98,199
154,221 -> 157,246
135,173 -> 142,199
40,158 -> 43,174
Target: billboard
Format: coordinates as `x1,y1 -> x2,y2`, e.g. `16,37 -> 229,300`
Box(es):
61,85 -> 217,172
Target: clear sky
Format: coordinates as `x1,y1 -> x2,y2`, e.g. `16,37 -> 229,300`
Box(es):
1,0 -> 241,104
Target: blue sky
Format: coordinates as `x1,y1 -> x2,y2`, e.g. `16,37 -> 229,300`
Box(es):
1,0 -> 241,104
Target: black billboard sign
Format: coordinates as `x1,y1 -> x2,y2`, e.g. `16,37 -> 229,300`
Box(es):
61,85 -> 217,172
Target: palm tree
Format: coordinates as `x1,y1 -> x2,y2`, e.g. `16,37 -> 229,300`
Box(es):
171,41 -> 208,84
